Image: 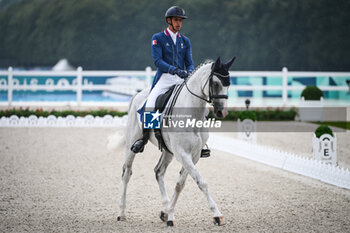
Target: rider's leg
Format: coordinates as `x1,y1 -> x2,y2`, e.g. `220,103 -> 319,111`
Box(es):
131,74 -> 180,153
145,73 -> 183,110
130,128 -> 151,153
200,108 -> 211,158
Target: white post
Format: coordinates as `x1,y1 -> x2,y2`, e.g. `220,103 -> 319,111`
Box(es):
282,67 -> 288,105
145,66 -> 152,88
8,66 -> 13,107
77,66 -> 82,106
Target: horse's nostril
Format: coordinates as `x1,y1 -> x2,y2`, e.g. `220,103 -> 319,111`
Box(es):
216,111 -> 223,118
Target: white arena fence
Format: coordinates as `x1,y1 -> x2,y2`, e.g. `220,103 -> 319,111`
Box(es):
0,66 -> 349,107
208,135 -> 350,190
0,114 -> 128,127
1,114 -> 349,190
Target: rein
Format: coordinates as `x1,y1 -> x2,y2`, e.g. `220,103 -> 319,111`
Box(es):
184,67 -> 229,105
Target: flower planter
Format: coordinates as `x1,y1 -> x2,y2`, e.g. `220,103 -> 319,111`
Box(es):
299,96 -> 323,121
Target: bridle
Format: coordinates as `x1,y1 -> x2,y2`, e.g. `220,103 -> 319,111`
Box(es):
184,64 -> 229,105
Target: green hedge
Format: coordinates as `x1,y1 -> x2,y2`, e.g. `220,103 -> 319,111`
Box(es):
0,108 -> 297,121
208,108 -> 297,121
239,110 -> 257,121
0,108 -> 127,118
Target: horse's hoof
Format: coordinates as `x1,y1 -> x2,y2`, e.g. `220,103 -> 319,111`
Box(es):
213,216 -> 225,226
117,216 -> 126,221
167,220 -> 175,227
160,211 -> 168,222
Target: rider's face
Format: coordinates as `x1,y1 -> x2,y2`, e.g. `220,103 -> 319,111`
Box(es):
168,17 -> 183,32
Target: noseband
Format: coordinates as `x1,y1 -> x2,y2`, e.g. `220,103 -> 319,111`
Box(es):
184,65 -> 229,105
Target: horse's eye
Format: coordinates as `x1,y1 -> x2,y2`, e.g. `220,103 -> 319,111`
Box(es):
214,82 -> 219,87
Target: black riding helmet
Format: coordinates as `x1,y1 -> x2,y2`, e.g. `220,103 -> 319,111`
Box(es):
165,6 -> 187,20
165,6 -> 187,32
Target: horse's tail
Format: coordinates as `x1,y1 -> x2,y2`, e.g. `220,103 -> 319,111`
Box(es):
107,93 -> 139,152
128,93 -> 137,111
107,130 -> 126,152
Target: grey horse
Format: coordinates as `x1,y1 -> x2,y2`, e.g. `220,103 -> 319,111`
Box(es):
118,57 -> 235,226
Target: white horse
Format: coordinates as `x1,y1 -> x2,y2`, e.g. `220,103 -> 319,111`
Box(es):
118,56 -> 235,226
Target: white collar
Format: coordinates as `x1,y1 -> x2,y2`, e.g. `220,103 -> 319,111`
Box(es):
167,27 -> 178,44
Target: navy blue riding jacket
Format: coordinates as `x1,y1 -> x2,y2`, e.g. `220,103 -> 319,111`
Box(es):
137,28 -> 194,120
151,28 -> 194,88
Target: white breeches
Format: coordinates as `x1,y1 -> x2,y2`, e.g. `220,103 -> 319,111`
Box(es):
145,73 -> 184,110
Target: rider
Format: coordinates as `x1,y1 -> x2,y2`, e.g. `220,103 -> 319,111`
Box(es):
131,6 -> 194,153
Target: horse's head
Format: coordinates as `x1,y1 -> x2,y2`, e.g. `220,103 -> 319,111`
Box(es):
210,56 -> 235,119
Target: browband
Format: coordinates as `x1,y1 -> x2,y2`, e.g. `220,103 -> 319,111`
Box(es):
212,72 -> 230,86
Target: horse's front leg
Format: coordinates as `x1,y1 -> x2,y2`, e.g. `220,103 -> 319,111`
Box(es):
154,151 -> 174,222
117,150 -> 136,221
165,149 -> 201,226
182,155 -> 225,226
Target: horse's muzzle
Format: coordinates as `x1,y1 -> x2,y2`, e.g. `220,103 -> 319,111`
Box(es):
215,108 -> 228,119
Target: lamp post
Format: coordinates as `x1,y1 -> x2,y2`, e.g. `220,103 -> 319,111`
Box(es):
245,99 -> 250,110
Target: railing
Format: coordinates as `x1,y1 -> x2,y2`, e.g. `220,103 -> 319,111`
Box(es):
0,66 -> 154,106
229,68 -> 349,103
0,66 -> 349,107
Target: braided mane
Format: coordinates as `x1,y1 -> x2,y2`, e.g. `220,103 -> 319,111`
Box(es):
188,60 -> 213,78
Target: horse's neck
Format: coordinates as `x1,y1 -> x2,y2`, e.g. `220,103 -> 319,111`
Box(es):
177,64 -> 211,109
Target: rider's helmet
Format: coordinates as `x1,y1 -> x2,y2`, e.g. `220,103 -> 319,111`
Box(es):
165,6 -> 187,20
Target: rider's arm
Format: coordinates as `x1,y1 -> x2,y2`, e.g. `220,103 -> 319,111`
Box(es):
184,38 -> 194,74
151,34 -> 176,75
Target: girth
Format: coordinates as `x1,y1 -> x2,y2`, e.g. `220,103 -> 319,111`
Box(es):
154,82 -> 185,154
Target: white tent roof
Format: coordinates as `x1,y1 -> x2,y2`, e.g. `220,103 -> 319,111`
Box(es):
52,59 -> 74,71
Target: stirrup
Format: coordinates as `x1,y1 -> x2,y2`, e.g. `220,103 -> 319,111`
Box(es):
200,144 -> 211,158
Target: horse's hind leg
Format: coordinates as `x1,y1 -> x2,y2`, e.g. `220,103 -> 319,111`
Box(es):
117,150 -> 136,221
166,167 -> 188,226
154,151 -> 174,222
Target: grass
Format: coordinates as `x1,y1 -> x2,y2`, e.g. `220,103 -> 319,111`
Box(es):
311,121 -> 350,130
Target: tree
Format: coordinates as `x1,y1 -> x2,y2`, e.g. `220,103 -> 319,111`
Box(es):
0,0 -> 349,70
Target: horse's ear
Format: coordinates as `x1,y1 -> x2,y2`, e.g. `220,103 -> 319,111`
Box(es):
214,56 -> 221,69
224,56 -> 236,69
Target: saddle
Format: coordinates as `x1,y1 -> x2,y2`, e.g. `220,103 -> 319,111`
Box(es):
155,85 -> 176,113
152,83 -> 211,158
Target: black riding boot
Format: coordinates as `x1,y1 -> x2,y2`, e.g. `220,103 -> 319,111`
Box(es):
130,129 -> 151,153
200,144 -> 211,158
